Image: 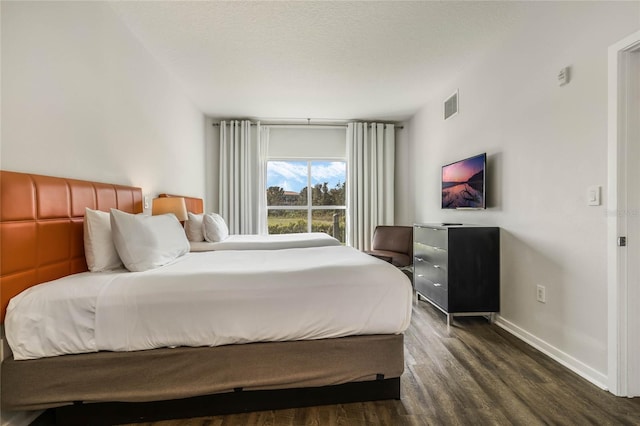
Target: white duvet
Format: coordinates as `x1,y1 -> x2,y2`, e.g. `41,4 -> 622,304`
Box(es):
189,232 -> 340,251
6,246 -> 412,360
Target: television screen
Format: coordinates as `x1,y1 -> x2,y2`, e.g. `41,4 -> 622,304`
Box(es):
441,153 -> 486,209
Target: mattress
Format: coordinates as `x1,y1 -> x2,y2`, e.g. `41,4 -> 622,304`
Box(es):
189,232 -> 340,251
5,246 -> 412,360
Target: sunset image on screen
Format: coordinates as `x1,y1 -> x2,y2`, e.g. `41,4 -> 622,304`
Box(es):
442,154 -> 485,208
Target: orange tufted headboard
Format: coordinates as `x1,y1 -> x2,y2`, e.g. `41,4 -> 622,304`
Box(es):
158,193 -> 204,215
0,171 -> 143,321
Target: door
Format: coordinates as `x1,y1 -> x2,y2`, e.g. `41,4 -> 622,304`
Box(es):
608,30 -> 640,397
627,48 -> 640,397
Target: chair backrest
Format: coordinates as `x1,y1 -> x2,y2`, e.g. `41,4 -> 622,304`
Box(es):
371,226 -> 413,257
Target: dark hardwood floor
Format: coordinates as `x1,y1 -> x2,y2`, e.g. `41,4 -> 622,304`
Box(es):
38,299 -> 640,425
123,300 -> 640,425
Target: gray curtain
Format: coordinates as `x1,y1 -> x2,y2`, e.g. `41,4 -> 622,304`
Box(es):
219,120 -> 269,234
346,122 -> 395,250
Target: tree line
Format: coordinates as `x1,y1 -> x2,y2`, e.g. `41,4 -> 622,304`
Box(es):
267,181 -> 345,206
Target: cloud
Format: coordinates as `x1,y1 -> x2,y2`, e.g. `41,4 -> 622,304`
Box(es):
267,161 -> 307,189
267,161 -> 346,191
311,161 -> 346,185
311,161 -> 347,182
277,179 -> 294,192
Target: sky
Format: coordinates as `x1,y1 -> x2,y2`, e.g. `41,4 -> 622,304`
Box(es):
267,161 -> 346,192
441,154 -> 485,183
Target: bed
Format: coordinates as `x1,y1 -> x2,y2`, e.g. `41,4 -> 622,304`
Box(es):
158,193 -> 342,251
0,171 -> 412,424
188,233 -> 340,251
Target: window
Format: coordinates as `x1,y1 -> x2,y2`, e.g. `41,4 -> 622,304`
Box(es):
266,160 -> 346,243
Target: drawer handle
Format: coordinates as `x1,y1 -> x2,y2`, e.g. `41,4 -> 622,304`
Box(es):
433,264 -> 440,269
433,282 -> 442,287
415,258 -> 424,262
417,274 -> 424,278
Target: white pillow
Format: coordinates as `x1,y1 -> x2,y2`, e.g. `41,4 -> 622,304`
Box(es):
110,209 -> 190,272
203,213 -> 229,242
184,212 -> 204,242
83,208 -> 123,272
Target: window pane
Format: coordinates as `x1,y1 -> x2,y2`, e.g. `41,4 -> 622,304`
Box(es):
312,209 -> 345,243
266,160 -> 347,239
267,161 -> 307,206
310,161 -> 346,206
268,210 -> 307,234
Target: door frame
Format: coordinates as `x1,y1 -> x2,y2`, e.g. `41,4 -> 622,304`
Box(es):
608,30 -> 640,397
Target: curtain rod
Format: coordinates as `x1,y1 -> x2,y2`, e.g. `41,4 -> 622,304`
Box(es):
211,121 -> 404,130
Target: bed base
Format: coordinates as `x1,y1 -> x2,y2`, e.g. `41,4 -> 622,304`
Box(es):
4,334 -> 404,424
43,378 -> 400,425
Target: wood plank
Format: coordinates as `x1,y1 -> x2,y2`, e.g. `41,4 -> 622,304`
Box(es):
34,299 -> 640,425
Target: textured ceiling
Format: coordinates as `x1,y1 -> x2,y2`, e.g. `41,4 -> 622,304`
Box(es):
110,1 -> 526,121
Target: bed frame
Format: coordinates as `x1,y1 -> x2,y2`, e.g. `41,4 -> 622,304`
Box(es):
0,171 -> 404,425
0,171 -> 143,320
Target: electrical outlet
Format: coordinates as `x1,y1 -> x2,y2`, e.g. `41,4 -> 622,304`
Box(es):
144,195 -> 150,210
536,285 -> 546,303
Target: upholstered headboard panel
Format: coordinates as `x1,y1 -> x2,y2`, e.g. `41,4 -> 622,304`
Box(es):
158,194 -> 204,214
0,171 -> 143,321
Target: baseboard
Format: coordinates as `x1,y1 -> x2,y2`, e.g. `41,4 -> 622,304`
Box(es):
494,315 -> 609,390
0,410 -> 42,426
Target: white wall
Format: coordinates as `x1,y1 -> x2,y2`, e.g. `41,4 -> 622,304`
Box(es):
407,1 -> 640,386
1,3 -> 205,424
1,1 -> 206,204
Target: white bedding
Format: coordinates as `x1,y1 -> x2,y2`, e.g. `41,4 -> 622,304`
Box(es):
6,246 -> 412,360
189,232 -> 341,251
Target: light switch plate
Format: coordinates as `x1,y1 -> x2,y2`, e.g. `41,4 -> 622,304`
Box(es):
588,186 -> 601,206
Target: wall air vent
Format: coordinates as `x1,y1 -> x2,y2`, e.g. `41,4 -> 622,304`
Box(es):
444,90 -> 459,120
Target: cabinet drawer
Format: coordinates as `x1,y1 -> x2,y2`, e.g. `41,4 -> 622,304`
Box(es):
414,244 -> 447,270
415,260 -> 447,291
415,275 -> 448,311
414,226 -> 447,250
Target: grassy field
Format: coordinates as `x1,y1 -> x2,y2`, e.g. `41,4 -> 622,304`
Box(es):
268,217 -> 308,227
267,215 -> 344,242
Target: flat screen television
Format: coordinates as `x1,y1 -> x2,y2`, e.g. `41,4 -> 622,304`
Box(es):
441,153 -> 486,209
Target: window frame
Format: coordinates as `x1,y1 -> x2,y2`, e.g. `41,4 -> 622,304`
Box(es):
266,158 -> 347,235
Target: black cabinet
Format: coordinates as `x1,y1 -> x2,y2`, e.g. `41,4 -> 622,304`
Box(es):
413,224 -> 500,325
